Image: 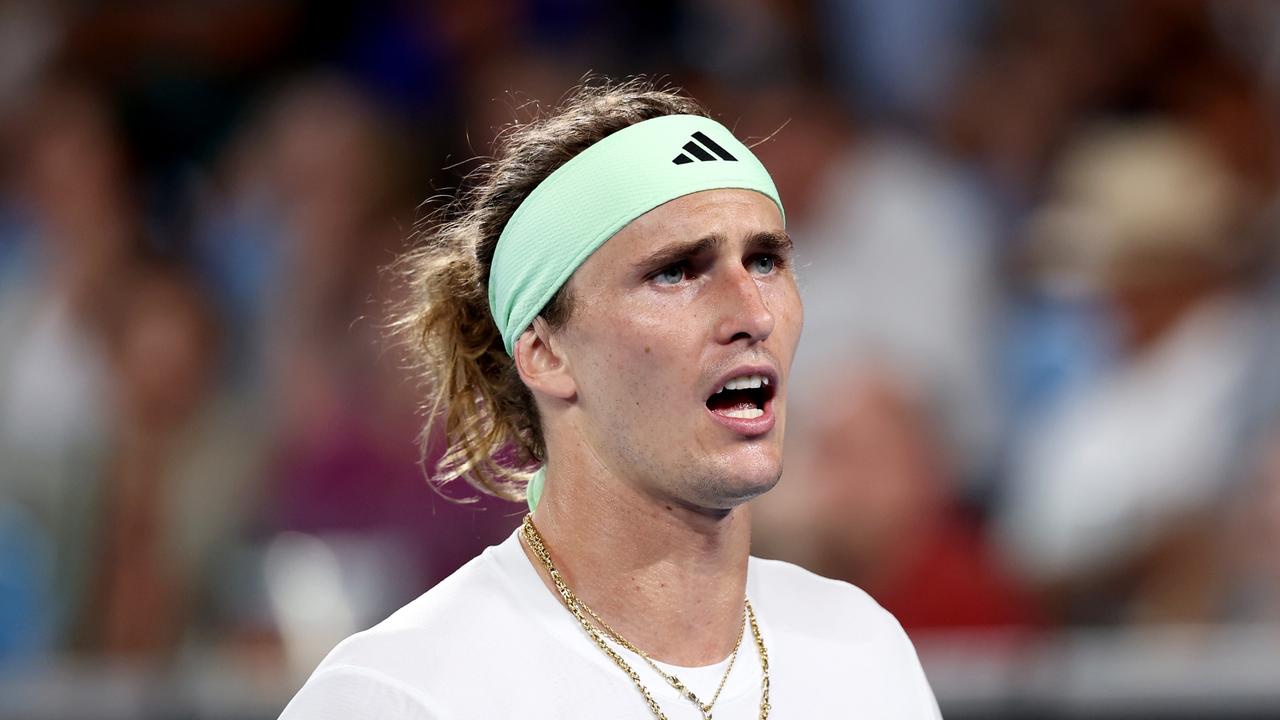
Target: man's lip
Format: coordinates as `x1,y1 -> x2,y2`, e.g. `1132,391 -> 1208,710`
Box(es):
704,364 -> 780,401
706,395 -> 776,437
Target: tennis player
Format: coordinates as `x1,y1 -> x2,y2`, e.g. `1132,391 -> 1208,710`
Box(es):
280,80 -> 942,719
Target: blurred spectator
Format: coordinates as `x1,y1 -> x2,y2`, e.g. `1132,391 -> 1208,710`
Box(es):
195,75 -> 411,382
77,259 -> 264,661
0,500 -> 52,662
770,366 -> 1036,630
1215,267 -> 1280,622
0,80 -> 138,650
818,0 -> 986,124
745,81 -> 1014,628
936,1 -> 1107,215
202,78 -> 518,634
997,120 -> 1268,623
750,81 -> 1004,488
1223,422 -> 1280,621
0,1 -> 60,122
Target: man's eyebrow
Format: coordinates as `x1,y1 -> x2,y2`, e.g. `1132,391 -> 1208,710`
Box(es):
749,230 -> 794,253
632,230 -> 792,272
633,234 -> 724,270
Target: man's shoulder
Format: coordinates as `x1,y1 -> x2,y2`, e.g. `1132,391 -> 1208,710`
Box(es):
748,555 -> 905,643
748,553 -> 885,612
749,556 -> 943,719
283,529 -> 577,717
314,533 -> 522,679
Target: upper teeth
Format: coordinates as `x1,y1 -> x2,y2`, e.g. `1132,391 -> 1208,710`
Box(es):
715,374 -> 770,394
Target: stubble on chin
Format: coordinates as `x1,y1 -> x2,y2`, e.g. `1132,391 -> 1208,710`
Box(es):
678,464 -> 783,514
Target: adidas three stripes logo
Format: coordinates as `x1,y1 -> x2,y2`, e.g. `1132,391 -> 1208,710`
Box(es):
672,131 -> 738,165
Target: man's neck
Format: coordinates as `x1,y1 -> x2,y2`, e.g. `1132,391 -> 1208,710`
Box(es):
519,462 -> 752,667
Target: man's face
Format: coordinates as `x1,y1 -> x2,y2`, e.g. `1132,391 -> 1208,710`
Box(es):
554,188 -> 802,511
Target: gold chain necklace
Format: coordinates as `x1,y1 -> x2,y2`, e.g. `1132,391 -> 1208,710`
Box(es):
579,583 -> 745,713
521,515 -> 771,719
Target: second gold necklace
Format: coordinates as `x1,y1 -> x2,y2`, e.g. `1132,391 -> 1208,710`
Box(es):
521,515 -> 771,719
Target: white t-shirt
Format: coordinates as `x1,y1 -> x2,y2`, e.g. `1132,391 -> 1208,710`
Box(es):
280,529 -> 942,719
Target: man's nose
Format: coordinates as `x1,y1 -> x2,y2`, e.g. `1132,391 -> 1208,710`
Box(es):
713,266 -> 775,345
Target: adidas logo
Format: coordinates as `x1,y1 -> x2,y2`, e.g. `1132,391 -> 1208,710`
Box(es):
672,131 -> 738,165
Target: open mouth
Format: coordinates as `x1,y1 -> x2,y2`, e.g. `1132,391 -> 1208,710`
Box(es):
705,373 -> 776,419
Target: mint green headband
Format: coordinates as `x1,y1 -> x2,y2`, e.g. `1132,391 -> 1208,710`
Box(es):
488,114 -> 784,512
488,114 -> 784,357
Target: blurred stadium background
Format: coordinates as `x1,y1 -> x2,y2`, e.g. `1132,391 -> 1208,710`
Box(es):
3,0 -> 1280,717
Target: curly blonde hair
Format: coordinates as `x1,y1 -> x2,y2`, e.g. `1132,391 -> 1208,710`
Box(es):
392,78 -> 709,501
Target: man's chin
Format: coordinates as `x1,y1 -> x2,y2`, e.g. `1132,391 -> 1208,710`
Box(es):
689,464 -> 783,511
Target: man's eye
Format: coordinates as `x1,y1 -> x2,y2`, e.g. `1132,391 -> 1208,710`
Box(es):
750,255 -> 776,274
654,265 -> 686,285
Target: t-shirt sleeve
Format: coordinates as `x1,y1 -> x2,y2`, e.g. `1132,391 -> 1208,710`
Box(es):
279,665 -> 442,720
882,609 -> 944,719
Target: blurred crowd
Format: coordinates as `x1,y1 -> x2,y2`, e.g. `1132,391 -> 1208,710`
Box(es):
3,0 -> 1280,690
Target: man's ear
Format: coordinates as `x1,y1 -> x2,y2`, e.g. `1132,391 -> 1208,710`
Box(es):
513,316 -> 576,401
